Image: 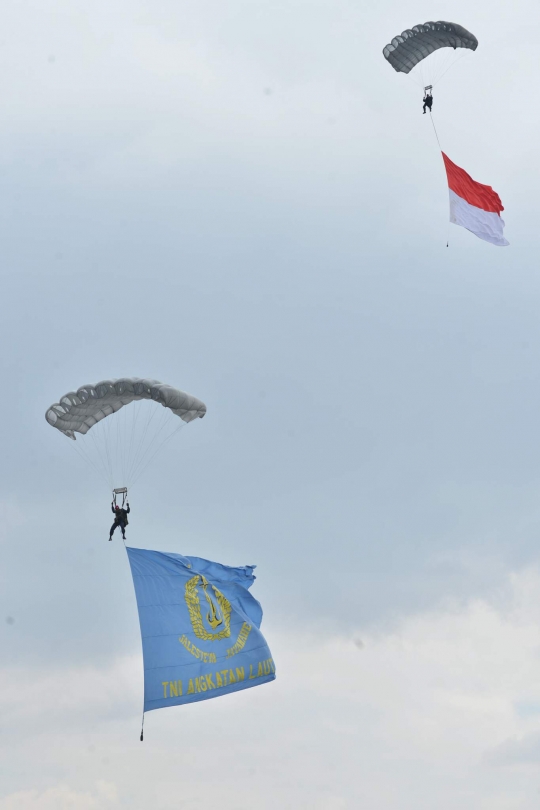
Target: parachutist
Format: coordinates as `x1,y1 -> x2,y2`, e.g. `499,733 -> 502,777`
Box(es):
109,501 -> 130,541
423,92 -> 433,114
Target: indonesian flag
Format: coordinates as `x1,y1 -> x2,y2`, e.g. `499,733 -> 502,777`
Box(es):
442,152 -> 509,246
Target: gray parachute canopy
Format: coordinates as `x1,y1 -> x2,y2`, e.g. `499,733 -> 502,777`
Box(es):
46,378 -> 206,440
383,21 -> 478,74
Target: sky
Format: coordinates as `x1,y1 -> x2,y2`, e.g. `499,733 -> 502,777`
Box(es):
2,0 -> 540,807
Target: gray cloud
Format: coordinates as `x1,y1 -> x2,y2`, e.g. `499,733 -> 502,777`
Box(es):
2,0 -> 540,805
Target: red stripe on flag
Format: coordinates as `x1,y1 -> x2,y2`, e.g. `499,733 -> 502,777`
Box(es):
442,153 -> 504,215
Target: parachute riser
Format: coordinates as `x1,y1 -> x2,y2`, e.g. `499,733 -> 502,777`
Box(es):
113,487 -> 128,508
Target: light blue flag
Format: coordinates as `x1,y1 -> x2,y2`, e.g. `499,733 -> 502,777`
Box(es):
127,548 -> 276,715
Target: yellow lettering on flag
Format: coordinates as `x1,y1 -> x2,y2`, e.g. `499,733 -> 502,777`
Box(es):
226,622 -> 252,658
179,634 -> 217,663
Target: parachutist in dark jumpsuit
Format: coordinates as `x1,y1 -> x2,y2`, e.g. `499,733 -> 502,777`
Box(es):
109,502 -> 130,541
423,92 -> 433,114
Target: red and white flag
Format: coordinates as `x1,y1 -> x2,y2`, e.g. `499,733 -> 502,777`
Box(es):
442,153 -> 509,246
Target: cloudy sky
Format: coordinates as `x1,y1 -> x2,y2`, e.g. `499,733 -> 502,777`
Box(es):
2,0 -> 540,807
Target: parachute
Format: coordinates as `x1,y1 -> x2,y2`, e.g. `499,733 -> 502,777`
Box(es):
46,378 -> 206,494
383,21 -> 478,87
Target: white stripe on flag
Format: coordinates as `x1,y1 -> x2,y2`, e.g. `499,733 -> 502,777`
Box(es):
449,190 -> 509,246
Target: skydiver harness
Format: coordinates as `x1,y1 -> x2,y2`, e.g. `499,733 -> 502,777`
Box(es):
112,487 -> 129,526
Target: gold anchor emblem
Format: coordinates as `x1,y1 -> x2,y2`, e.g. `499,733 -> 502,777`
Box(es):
202,577 -> 223,630
184,574 -> 232,641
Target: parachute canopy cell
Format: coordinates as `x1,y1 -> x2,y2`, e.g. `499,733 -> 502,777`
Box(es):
383,21 -> 478,74
45,378 -> 206,440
